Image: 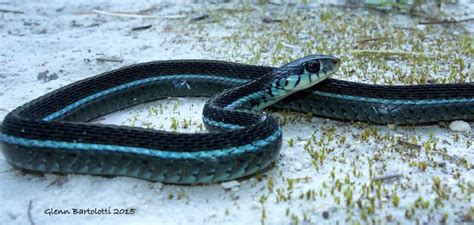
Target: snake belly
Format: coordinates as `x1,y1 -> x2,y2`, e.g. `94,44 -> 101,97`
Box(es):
1,59 -> 473,184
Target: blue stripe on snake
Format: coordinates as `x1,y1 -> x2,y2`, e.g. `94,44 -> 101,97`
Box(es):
0,129 -> 281,159
43,75 -> 474,122
1,56 -> 472,184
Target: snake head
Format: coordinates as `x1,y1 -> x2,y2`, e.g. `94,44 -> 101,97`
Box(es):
251,55 -> 340,110
275,54 -> 341,92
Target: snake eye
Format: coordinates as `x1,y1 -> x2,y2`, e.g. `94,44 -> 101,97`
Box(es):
305,60 -> 321,73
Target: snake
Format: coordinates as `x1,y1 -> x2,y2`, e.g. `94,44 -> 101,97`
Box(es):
1,55 -> 473,184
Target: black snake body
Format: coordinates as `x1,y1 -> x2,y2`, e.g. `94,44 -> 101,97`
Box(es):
1,56 -> 472,184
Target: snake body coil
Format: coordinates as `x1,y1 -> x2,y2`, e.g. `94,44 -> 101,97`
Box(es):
1,55 -> 473,184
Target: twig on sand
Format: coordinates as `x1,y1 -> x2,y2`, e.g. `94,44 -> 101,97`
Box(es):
357,37 -> 387,43
373,174 -> 402,182
91,9 -> 186,19
393,26 -> 418,31
190,14 -> 209,22
262,15 -> 284,23
290,176 -> 313,183
46,176 -> 68,188
0,9 -> 24,14
419,18 -> 474,25
350,49 -> 444,58
431,149 -> 462,165
27,200 -> 36,225
96,57 -> 123,63
132,24 -> 152,31
91,9 -> 156,18
397,140 -> 422,150
397,139 -> 463,166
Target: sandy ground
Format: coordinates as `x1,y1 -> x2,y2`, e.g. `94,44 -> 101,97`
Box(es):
0,1 -> 473,225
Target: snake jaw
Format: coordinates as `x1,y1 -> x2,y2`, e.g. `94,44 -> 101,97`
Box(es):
280,56 -> 341,92
246,55 -> 341,110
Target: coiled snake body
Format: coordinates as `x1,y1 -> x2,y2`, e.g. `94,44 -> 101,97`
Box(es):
1,55 -> 473,184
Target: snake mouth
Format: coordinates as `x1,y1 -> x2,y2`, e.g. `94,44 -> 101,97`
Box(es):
334,58 -> 341,67
331,57 -> 342,72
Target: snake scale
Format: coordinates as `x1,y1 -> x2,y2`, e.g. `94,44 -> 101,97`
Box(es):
1,55 -> 473,184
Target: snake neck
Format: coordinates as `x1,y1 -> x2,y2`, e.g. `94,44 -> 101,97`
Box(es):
211,66 -> 302,111
202,70 -> 288,131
